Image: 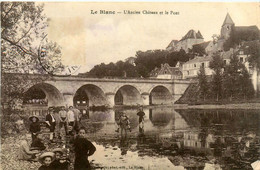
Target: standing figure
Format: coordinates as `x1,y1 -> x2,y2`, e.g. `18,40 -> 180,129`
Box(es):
137,106 -> 145,133
73,106 -> 81,133
46,107 -> 56,142
59,106 -> 68,135
73,128 -> 96,170
119,112 -> 131,136
67,106 -> 75,135
38,152 -> 55,170
29,115 -> 41,142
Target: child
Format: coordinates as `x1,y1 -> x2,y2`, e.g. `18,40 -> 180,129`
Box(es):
115,112 -> 122,133
31,133 -> 46,151
18,134 -> 39,161
29,115 -> 41,142
38,152 -> 55,170
120,112 -> 131,133
50,148 -> 70,170
45,107 -> 56,143
73,128 -> 96,170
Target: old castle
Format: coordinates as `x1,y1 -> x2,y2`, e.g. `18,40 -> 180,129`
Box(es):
152,13 -> 259,91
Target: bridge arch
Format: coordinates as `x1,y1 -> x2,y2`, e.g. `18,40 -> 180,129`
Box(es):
73,84 -> 107,107
149,85 -> 173,105
114,85 -> 143,105
23,83 -> 64,107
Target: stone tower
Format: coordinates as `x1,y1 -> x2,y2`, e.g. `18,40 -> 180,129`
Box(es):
221,13 -> 235,40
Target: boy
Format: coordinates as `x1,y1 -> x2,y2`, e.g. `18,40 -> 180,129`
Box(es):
120,112 -> 131,134
50,148 -> 70,170
38,152 -> 55,170
46,107 -> 56,142
73,128 -> 96,170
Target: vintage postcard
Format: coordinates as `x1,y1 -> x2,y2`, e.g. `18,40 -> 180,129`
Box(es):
1,2 -> 260,170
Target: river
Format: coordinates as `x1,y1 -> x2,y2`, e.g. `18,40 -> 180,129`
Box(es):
69,107 -> 260,170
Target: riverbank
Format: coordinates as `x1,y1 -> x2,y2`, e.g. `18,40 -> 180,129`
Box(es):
114,102 -> 260,110
173,102 -> 260,110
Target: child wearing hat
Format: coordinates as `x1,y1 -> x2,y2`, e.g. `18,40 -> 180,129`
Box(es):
38,152 -> 55,170
50,148 -> 70,170
29,115 -> 41,142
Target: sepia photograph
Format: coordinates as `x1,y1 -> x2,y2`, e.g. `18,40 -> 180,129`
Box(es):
1,1 -> 260,170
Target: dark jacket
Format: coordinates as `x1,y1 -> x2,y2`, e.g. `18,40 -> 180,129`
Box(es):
29,122 -> 41,133
38,165 -> 53,170
31,138 -> 46,151
46,114 -> 56,124
74,137 -> 96,170
50,159 -> 70,170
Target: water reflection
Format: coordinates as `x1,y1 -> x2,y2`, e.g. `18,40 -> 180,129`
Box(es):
27,106 -> 260,169
82,108 -> 260,169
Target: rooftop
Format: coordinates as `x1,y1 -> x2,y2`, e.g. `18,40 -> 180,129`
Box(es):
180,29 -> 204,41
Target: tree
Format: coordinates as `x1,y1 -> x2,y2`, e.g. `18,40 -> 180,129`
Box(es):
239,66 -> 255,99
197,66 -> 209,101
222,54 -> 254,101
1,2 -> 63,74
209,53 -> 224,101
1,2 -> 63,110
247,40 -> 260,96
192,44 -> 206,56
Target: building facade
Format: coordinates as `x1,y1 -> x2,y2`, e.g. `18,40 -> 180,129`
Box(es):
150,63 -> 183,80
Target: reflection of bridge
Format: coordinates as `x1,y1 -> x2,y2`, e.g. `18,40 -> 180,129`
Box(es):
9,73 -> 191,107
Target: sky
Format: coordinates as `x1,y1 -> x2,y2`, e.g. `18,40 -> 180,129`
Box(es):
43,2 -> 260,73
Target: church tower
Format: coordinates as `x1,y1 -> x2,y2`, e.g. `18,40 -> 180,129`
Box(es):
220,13 -> 235,40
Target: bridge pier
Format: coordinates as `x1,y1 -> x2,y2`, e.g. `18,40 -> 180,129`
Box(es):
106,93 -> 115,108
63,93 -> 74,107
141,93 -> 150,106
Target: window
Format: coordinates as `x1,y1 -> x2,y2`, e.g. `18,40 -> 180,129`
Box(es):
224,60 -> 226,64
202,63 -> 205,67
194,64 -> 196,68
240,57 -> 243,62
187,71 -> 189,75
227,26 -> 230,30
239,51 -> 244,55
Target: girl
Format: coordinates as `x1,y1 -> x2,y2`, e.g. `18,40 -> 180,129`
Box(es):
29,115 -> 41,142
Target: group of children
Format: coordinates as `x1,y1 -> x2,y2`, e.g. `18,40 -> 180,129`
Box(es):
115,107 -> 145,135
37,128 -> 96,170
26,107 -> 96,170
38,148 -> 70,170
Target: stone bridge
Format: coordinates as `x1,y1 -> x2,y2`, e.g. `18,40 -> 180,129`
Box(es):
11,74 -> 191,108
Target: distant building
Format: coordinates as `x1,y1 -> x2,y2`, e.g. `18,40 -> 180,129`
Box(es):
166,40 -> 178,51
182,55 -> 213,79
167,29 -> 204,53
150,63 -> 183,79
217,13 -> 260,50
